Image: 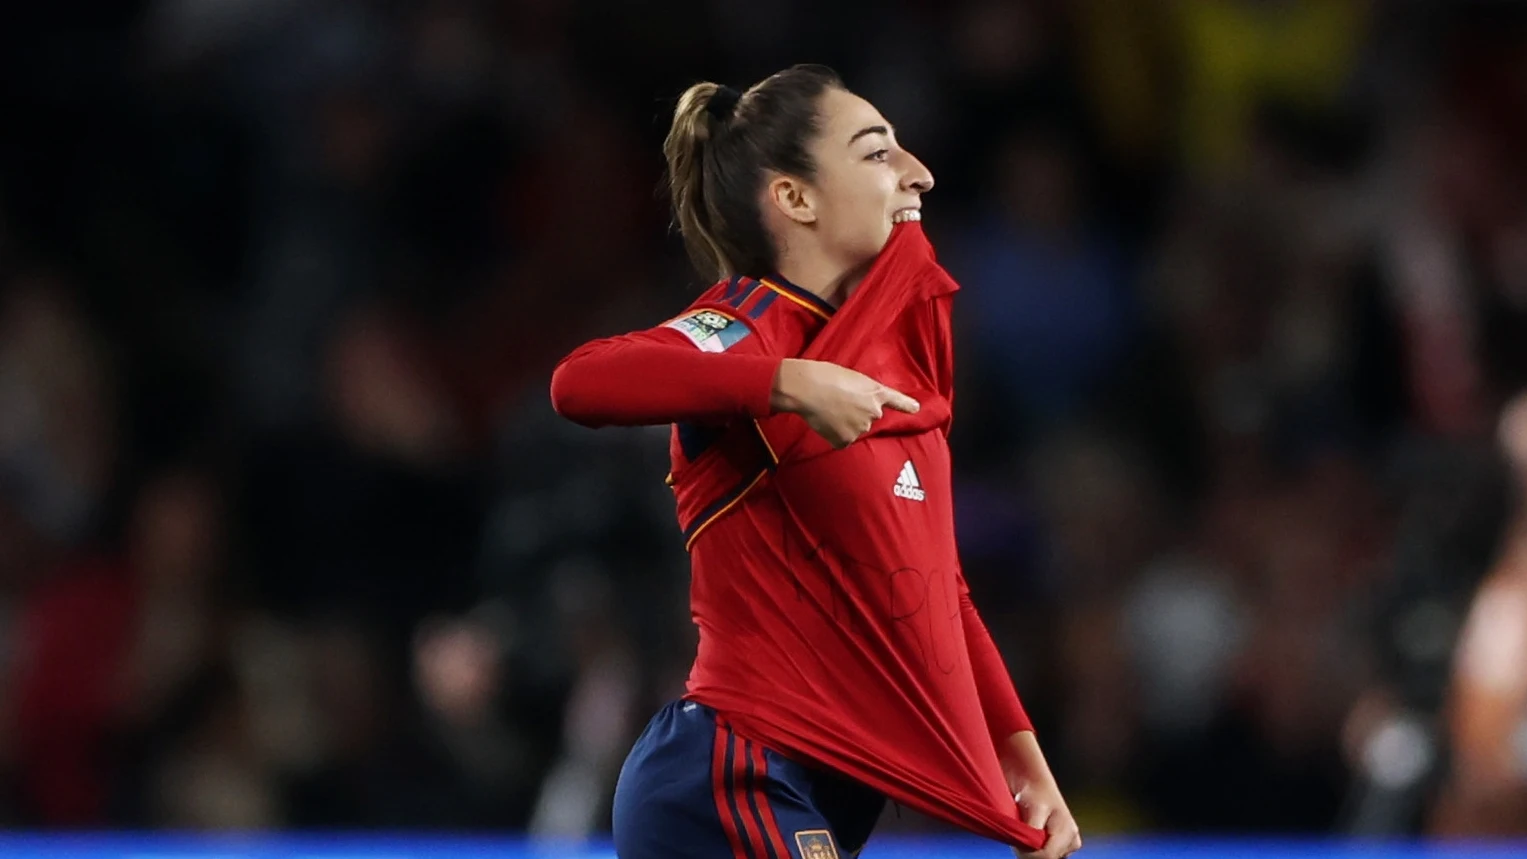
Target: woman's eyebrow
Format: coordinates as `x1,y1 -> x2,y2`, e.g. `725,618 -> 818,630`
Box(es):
848,124 -> 892,145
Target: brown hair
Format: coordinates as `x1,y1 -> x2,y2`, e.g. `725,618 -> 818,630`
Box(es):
663,64 -> 843,281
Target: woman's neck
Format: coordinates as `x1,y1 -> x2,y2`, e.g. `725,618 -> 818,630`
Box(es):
774,252 -> 871,308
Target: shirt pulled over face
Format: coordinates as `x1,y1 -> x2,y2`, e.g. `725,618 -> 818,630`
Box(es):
682,224 -> 1046,852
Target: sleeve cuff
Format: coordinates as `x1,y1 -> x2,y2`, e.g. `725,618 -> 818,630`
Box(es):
731,355 -> 783,418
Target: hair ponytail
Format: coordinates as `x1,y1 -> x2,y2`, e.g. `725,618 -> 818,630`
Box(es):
664,82 -> 736,279
661,65 -> 843,283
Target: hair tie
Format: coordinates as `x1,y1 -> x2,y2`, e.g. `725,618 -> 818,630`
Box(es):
707,85 -> 742,121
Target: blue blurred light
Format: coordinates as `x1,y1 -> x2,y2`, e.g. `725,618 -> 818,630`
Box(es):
0,835 -> 1522,859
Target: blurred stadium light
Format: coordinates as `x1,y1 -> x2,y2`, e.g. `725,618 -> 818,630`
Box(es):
0,836 -> 1524,859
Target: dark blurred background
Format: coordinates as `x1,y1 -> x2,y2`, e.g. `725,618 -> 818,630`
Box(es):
3,0 -> 1527,840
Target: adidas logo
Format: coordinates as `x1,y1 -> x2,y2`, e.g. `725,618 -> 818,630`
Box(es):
893,460 -> 926,501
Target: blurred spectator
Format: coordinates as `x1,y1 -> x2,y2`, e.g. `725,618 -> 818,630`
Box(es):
1432,394 -> 1527,835
1173,0 -> 1370,174
0,277 -> 115,557
951,125 -> 1135,444
11,465 -> 231,825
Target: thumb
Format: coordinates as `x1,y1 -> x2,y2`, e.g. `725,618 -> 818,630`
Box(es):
1023,804 -> 1053,830
879,388 -> 920,415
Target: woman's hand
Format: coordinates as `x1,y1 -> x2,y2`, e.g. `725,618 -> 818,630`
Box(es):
1013,783 -> 1082,859
1002,732 -> 1083,859
770,358 -> 919,448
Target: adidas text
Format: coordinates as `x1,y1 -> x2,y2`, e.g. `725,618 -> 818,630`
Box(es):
894,460 -> 926,501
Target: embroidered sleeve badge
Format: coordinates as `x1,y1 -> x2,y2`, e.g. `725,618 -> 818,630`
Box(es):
664,309 -> 752,352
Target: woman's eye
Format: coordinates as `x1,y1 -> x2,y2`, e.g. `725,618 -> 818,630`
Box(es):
867,149 -> 889,162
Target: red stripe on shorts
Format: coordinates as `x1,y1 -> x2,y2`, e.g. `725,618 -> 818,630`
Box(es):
712,723 -> 751,859
749,741 -> 795,859
730,731 -> 770,859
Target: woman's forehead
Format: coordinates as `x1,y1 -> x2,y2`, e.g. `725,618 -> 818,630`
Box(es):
817,88 -> 891,144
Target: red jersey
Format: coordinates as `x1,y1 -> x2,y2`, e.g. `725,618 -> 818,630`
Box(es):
549,225 -> 1043,851
655,275 -> 834,547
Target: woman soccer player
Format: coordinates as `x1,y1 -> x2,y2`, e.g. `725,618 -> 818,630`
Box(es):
551,65 -> 1081,859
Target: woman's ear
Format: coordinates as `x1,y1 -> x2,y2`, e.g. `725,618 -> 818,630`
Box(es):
766,174 -> 817,226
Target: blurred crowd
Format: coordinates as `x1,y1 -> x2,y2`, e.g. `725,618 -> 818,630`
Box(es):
3,0 -> 1527,838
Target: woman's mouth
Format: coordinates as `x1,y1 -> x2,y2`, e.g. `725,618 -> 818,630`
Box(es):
891,208 -> 921,224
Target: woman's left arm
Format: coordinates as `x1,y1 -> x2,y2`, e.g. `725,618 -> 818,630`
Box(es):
999,731 -> 1082,859
957,572 -> 1082,858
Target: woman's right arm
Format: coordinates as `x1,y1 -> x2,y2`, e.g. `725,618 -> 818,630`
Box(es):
550,326 -> 781,428
550,323 -> 919,443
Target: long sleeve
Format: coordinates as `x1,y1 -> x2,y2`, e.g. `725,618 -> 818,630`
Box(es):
959,573 -> 1034,741
550,325 -> 782,428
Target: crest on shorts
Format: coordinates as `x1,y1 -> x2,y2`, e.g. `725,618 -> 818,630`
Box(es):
794,830 -> 839,859
664,309 -> 751,352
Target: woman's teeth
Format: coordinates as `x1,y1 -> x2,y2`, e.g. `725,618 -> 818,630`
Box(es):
892,210 -> 921,224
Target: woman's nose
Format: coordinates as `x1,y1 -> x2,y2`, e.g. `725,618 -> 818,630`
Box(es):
902,154 -> 934,193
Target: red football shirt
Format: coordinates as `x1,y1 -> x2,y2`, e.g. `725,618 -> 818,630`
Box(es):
550,225 -> 1043,850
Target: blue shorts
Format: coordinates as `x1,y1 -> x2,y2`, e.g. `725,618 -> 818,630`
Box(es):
613,700 -> 886,859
